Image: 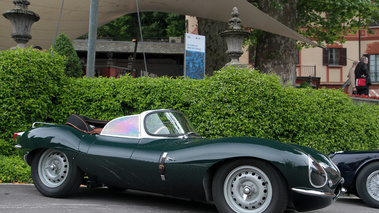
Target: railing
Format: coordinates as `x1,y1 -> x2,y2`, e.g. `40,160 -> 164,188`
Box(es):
296,65 -> 316,77
90,64 -> 184,78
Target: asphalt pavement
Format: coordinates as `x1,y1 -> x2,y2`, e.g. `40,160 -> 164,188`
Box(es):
1,183 -> 378,213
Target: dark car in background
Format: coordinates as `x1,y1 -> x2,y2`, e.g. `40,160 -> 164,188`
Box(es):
14,109 -> 344,213
329,150 -> 379,208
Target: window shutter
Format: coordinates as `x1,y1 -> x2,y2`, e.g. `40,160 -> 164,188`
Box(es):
323,48 -> 329,66
296,49 -> 299,64
340,48 -> 347,66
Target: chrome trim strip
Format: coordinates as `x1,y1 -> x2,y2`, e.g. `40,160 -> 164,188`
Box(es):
32,122 -> 55,128
342,187 -> 347,193
15,144 -> 22,149
292,188 -> 335,198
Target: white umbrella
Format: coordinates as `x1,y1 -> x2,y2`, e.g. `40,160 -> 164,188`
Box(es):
0,0 -> 317,50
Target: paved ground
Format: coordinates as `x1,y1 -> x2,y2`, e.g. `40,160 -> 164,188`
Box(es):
0,184 -> 378,213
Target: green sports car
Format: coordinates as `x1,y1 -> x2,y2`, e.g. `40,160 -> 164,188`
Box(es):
14,109 -> 343,213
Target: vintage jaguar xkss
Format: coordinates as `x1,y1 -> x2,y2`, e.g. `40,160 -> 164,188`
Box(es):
14,109 -> 344,213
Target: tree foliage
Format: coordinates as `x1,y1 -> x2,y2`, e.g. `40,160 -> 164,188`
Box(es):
246,0 -> 379,47
239,0 -> 379,86
297,0 -> 379,46
52,33 -> 83,78
97,12 -> 185,40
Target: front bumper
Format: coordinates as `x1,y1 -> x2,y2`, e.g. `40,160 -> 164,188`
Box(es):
290,180 -> 344,212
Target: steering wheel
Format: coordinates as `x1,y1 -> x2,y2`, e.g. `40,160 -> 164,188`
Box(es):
154,126 -> 169,134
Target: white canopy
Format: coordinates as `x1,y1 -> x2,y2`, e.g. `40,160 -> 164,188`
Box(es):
0,0 -> 317,50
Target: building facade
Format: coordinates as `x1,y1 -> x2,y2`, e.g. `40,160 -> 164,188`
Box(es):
298,25 -> 379,96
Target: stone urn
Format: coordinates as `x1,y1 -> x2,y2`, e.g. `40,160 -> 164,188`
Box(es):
3,0 -> 40,48
220,7 -> 250,67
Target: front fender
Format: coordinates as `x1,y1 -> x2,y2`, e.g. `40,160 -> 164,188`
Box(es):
165,137 -> 312,189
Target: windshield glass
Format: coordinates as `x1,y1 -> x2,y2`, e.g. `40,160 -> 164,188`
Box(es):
145,111 -> 197,136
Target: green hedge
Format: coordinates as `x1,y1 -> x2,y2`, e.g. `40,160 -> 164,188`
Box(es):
0,155 -> 32,183
53,67 -> 379,154
0,48 -> 66,156
0,48 -> 378,182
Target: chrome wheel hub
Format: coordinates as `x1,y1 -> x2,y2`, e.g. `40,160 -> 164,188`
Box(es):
224,165 -> 272,213
38,150 -> 69,188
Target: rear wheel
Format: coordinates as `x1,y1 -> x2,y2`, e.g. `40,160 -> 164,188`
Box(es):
31,149 -> 83,197
356,162 -> 379,208
212,159 -> 288,213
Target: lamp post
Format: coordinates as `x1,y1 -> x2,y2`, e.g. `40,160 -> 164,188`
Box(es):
2,0 -> 40,49
220,7 -> 250,68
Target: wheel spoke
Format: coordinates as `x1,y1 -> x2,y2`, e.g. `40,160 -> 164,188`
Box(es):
367,171 -> 379,201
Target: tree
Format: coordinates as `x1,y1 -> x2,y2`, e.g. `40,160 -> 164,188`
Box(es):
97,12 -> 185,40
197,18 -> 229,76
253,0 -> 297,86
200,0 -> 379,86
250,0 -> 379,86
96,14 -> 139,40
52,33 -> 83,78
296,0 -> 379,45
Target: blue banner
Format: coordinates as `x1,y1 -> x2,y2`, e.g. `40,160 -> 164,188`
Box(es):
184,33 -> 206,79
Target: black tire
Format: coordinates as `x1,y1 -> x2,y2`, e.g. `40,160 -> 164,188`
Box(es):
356,162 -> 379,208
31,149 -> 83,198
212,159 -> 288,213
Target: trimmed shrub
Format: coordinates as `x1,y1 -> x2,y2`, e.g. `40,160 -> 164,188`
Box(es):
1,53 -> 378,163
185,68 -> 379,153
0,47 -> 66,155
53,67 -> 379,154
0,155 -> 32,183
52,33 -> 83,78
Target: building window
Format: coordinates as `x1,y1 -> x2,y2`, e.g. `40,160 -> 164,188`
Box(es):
369,55 -> 379,83
323,48 -> 347,66
329,49 -> 340,65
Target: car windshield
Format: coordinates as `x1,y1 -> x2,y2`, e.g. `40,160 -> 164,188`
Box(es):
145,111 -> 198,136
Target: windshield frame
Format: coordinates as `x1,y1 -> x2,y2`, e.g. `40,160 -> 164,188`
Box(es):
144,110 -> 198,137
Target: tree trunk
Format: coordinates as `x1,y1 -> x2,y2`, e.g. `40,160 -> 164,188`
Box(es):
197,18 -> 229,76
255,0 -> 297,86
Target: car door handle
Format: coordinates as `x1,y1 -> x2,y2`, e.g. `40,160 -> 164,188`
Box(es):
159,152 -> 168,180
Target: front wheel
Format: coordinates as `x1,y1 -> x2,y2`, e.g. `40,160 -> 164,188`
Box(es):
31,149 -> 83,198
212,159 -> 288,213
356,162 -> 379,208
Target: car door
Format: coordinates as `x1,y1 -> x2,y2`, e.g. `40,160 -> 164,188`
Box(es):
75,115 -> 142,187
124,137 -> 178,192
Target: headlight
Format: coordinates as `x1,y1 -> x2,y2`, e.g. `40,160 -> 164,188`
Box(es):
308,155 -> 327,188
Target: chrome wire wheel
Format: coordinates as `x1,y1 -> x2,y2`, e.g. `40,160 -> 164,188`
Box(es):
223,165 -> 273,213
356,162 -> 379,208
366,170 -> 379,202
37,149 -> 69,188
